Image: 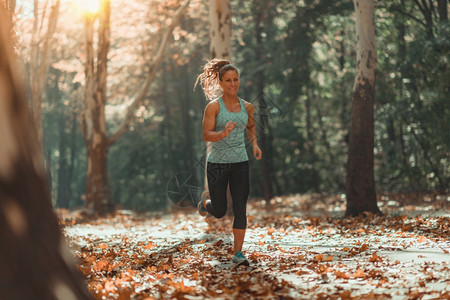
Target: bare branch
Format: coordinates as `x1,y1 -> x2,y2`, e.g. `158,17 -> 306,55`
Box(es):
107,0 -> 191,145
377,3 -> 426,27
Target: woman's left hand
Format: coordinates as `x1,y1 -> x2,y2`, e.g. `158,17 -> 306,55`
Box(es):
253,145 -> 262,160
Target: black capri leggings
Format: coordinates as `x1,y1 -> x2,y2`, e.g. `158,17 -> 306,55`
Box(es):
206,161 -> 249,229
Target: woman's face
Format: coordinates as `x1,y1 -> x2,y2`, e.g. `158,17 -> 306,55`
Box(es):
219,70 -> 239,97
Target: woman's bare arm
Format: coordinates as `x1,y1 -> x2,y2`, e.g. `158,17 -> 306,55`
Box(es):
202,101 -> 236,142
245,102 -> 262,160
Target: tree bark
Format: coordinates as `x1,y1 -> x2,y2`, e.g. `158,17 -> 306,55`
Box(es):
29,0 -> 60,145
0,10 -> 92,299
80,4 -> 114,216
209,0 -> 231,59
207,0 -> 232,210
206,0 -> 231,184
437,0 -> 448,21
305,89 -> 320,191
345,0 -> 381,217
254,1 -> 273,205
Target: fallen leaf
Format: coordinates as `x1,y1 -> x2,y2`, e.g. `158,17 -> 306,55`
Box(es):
418,236 -> 427,243
353,269 -> 365,278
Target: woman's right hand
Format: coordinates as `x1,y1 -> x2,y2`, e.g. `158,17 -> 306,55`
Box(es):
223,121 -> 237,137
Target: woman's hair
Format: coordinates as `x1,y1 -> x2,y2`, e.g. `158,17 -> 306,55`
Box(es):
194,58 -> 239,101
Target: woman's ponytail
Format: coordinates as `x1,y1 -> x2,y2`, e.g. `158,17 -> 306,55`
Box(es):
194,58 -> 238,101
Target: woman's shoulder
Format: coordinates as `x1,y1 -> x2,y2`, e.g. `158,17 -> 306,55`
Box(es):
241,99 -> 254,111
205,99 -> 220,113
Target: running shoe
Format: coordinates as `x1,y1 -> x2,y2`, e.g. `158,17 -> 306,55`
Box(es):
197,191 -> 209,217
232,251 -> 249,266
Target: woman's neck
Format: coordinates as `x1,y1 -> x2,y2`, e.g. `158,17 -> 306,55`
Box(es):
222,94 -> 239,103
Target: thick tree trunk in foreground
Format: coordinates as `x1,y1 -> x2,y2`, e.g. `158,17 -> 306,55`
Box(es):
0,10 -> 92,299
345,0 -> 381,217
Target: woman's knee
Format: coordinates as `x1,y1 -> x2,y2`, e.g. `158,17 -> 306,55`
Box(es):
213,208 -> 227,219
233,216 -> 247,229
206,200 -> 227,219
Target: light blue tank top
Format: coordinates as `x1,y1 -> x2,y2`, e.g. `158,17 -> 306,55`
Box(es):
208,97 -> 249,163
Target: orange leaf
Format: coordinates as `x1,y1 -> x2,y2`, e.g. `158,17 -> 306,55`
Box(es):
359,243 -> 369,252
143,242 -> 156,250
335,270 -> 349,279
369,252 -> 382,262
93,258 -> 109,272
259,240 -> 265,245
315,254 -> 325,262
98,243 -> 108,250
418,236 -> 427,243
353,269 -> 365,278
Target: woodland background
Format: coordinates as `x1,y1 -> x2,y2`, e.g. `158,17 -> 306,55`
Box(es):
1,1 -> 449,299
10,0 -> 449,211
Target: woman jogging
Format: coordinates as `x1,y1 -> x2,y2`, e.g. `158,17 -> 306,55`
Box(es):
194,59 -> 262,266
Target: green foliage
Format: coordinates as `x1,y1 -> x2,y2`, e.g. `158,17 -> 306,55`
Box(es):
375,19 -> 450,191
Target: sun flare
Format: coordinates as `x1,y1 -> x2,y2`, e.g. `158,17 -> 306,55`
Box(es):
75,0 -> 102,14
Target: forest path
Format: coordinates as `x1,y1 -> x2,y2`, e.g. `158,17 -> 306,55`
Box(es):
63,195 -> 450,299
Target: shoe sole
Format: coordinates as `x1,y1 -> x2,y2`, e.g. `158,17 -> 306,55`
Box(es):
236,260 -> 249,266
232,257 -> 250,266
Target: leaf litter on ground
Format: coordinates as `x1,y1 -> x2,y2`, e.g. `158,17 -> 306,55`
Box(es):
61,192 -> 450,299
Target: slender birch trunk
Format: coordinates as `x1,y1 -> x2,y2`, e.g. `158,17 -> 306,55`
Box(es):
209,0 -> 231,59
206,0 -> 232,209
345,0 -> 381,217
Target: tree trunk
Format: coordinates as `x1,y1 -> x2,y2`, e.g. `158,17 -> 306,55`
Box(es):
207,0 -> 232,210
85,138 -> 113,214
79,1 -> 190,215
29,0 -> 60,145
254,1 -> 273,206
437,0 -> 448,21
345,0 -> 381,217
209,0 -> 231,59
80,3 -> 115,216
0,10 -> 92,299
413,0 -> 435,38
206,0 -> 231,182
305,90 -> 320,191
